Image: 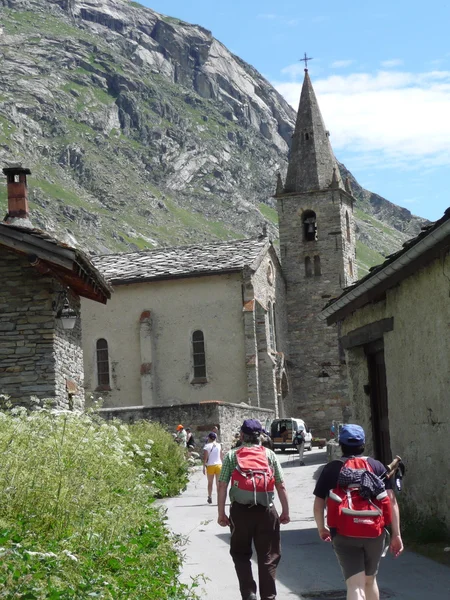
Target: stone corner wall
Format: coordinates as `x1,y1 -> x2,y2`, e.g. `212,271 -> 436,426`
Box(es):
0,250 -> 85,410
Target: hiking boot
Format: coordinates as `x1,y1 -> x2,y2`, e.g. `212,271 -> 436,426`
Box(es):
243,594 -> 257,600
207,496 -> 212,504
300,461 -> 305,466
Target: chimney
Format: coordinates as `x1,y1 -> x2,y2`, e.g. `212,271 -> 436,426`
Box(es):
3,165 -> 32,225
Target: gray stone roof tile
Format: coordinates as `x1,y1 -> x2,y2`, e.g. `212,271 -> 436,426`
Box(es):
93,238 -> 269,284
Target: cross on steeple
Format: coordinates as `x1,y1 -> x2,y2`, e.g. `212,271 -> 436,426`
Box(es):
300,52 -> 313,71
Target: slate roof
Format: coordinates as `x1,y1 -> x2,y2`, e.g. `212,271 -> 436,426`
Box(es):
92,238 -> 271,285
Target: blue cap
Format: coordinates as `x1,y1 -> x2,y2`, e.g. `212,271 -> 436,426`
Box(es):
208,432 -> 217,440
241,419 -> 262,434
339,424 -> 365,446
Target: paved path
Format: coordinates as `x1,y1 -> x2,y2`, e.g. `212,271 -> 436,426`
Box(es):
163,448 -> 449,599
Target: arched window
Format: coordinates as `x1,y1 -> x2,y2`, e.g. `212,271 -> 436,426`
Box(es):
192,330 -> 206,380
346,211 -> 351,242
314,255 -> 321,276
96,338 -> 110,387
303,210 -> 317,242
305,256 -> 313,277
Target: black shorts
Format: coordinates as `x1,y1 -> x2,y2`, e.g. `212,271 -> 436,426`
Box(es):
332,532 -> 387,580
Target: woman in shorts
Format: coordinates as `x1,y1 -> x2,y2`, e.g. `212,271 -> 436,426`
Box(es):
202,432 -> 223,504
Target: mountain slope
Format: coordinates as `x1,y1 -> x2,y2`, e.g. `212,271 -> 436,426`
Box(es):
0,0 -> 427,276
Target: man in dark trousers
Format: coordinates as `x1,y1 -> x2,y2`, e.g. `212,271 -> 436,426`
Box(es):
217,419 -> 290,600
313,424 -> 403,600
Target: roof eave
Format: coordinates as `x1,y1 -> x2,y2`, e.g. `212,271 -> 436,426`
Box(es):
108,267 -> 244,287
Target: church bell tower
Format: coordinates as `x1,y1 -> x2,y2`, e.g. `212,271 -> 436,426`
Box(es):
275,68 -> 357,437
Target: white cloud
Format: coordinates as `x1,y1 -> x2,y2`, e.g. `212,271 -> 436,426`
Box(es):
274,70 -> 450,169
256,13 -> 299,26
381,59 -> 404,68
331,60 -> 355,68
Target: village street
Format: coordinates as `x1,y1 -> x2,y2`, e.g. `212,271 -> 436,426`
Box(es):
164,448 -> 450,600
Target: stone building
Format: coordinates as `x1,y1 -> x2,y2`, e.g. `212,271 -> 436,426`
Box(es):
0,166 -> 111,408
81,238 -> 289,417
321,207 -> 450,530
274,69 -> 357,437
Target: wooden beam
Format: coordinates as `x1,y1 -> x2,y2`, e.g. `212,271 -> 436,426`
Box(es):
341,317 -> 394,350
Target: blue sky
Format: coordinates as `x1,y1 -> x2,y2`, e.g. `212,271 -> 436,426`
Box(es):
138,0 -> 450,221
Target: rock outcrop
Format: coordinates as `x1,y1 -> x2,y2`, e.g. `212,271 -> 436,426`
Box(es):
0,0 -> 427,274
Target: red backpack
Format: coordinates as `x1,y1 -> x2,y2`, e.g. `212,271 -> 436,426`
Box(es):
327,457 -> 392,538
230,446 -> 275,507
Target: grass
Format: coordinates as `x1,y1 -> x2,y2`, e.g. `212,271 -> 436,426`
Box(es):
165,198 -> 239,240
355,240 -> 385,278
0,400 -> 195,598
259,202 -> 279,225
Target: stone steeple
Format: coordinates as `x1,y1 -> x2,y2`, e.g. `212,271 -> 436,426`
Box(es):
284,70 -> 343,193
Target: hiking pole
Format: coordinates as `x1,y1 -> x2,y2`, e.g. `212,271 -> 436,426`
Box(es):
382,455 -> 405,491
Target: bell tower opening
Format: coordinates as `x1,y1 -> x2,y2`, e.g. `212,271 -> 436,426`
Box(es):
303,210 -> 317,242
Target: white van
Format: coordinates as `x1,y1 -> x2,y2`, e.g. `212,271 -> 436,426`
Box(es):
270,418 -> 312,452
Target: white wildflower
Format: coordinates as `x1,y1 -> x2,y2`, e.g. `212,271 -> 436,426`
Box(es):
62,549 -> 78,562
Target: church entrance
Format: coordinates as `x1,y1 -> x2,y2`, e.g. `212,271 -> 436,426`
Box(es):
365,339 -> 392,465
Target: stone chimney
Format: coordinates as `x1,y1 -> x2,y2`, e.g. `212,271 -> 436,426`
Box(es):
3,165 -> 32,226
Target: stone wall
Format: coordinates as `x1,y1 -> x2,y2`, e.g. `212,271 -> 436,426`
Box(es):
0,250 -> 84,409
99,401 -> 275,451
340,252 -> 450,530
277,189 -> 356,437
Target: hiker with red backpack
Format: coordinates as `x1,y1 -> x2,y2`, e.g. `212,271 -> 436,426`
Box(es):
313,424 -> 403,600
217,419 -> 290,600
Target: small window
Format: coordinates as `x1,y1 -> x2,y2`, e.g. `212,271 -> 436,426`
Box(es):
303,210 -> 317,242
192,330 -> 206,380
305,256 -> 313,277
349,259 -> 354,278
314,255 -> 321,276
96,339 -> 110,387
305,132 -> 310,140
14,174 -> 20,183
346,211 -> 351,243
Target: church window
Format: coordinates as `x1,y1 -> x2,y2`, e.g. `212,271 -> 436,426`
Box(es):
192,330 -> 207,380
305,132 -> 310,140
303,210 -> 317,241
314,255 -> 321,276
96,338 -> 110,388
346,211 -> 351,242
305,256 -> 313,277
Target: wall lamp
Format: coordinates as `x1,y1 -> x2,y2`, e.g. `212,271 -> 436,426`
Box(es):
53,290 -> 77,330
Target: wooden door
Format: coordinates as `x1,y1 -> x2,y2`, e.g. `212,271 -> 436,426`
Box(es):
366,340 -> 392,465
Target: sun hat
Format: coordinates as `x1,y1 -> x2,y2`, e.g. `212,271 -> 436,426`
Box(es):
176,424 -> 184,431
339,424 -> 365,446
241,418 -> 263,434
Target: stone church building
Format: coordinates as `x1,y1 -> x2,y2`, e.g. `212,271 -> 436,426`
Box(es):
81,69 -> 356,437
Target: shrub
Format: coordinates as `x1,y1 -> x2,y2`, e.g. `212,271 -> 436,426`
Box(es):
0,405 -> 194,598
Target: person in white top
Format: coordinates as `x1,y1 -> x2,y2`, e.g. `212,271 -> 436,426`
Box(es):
202,432 -> 223,505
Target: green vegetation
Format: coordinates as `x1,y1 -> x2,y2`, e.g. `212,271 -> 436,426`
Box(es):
165,198 -> 239,240
259,203 -> 278,225
355,240 -> 385,278
0,402 -> 195,598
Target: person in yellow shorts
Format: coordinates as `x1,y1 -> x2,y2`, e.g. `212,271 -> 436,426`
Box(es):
202,432 -> 223,504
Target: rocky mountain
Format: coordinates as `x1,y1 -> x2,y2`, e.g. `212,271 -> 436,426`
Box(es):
0,0 -> 427,275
